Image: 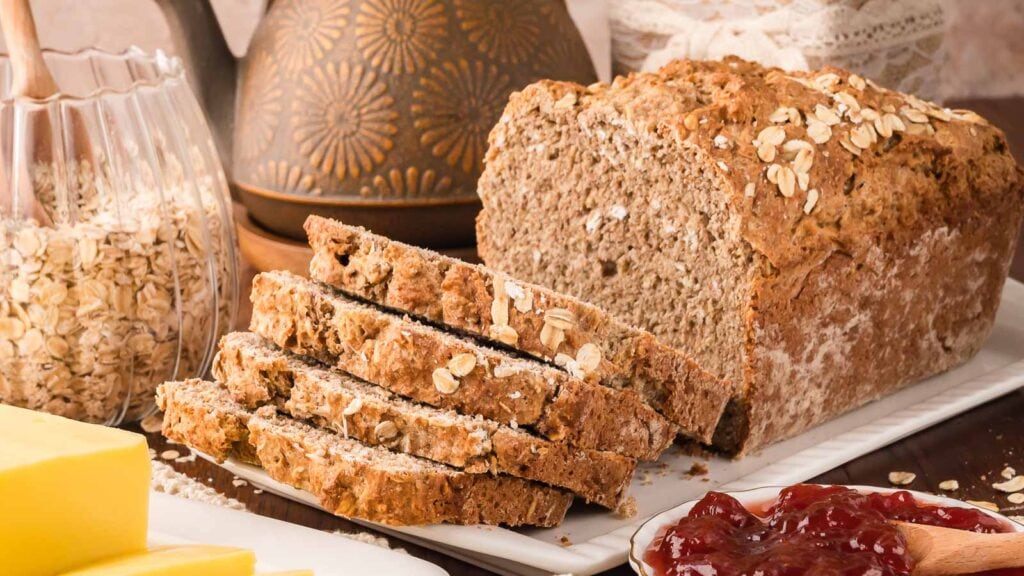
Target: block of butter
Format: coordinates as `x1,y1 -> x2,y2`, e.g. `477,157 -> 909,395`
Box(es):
0,404 -> 151,576
60,546 -> 256,575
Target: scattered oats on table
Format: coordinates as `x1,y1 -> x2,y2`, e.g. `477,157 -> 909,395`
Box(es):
140,413 -> 164,434
993,476 -> 1024,493
1002,466 -> 1017,480
1007,493 -> 1024,505
938,479 -> 959,491
967,500 -> 1000,512
888,471 -> 916,486
160,449 -> 181,461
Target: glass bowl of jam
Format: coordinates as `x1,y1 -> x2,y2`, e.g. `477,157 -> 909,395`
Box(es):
630,484 -> 1024,576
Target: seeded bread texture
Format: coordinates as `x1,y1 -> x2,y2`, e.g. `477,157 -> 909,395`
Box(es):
305,215 -> 730,442
249,270 -> 676,460
476,57 -> 1024,453
213,332 -> 636,507
157,379 -> 573,526
157,378 -> 256,465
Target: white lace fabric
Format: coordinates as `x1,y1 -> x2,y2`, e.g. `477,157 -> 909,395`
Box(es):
610,0 -> 947,100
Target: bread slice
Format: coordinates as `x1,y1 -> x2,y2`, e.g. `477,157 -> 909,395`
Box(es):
305,215 -> 730,443
157,379 -> 573,527
249,270 -> 676,461
213,332 -> 636,507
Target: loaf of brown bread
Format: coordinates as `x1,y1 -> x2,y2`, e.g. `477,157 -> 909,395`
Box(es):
304,215 -> 730,443
476,57 -> 1024,452
157,379 -> 573,527
213,332 -> 636,507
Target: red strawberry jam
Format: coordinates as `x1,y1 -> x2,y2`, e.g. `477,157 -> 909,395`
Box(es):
644,484 -> 1021,576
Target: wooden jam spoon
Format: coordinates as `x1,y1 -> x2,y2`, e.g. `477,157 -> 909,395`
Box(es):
895,521 -> 1024,576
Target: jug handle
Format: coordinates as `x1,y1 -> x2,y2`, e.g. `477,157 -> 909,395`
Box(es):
154,0 -> 238,176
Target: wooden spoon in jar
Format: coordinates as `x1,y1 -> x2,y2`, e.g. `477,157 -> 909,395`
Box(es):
0,0 -> 90,225
894,521 -> 1024,576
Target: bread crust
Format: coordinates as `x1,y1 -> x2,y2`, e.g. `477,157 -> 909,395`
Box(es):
476,57 -> 1024,452
214,332 -> 636,507
157,379 -> 573,527
305,215 -> 731,442
249,271 -> 677,460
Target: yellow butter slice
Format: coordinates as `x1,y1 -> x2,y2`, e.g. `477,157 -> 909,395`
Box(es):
59,545 -> 256,576
0,404 -> 150,576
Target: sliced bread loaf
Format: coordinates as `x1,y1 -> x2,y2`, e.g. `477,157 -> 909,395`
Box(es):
249,270 -> 676,460
213,332 -> 636,507
157,379 -> 573,527
475,57 -> 1024,452
305,215 -> 730,442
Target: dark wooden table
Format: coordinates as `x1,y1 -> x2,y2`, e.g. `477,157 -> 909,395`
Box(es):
144,97 -> 1024,576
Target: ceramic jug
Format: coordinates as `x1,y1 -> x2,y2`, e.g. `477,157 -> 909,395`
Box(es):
157,0 -> 597,247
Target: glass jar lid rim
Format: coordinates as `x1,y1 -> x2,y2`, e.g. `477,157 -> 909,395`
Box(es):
0,46 -> 186,104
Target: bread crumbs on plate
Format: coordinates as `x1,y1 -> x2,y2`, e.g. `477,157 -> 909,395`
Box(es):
684,462 -> 709,478
559,536 -> 572,547
614,496 -> 637,519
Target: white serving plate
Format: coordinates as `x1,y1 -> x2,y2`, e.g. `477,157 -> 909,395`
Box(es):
213,279 -> 1024,576
147,491 -> 448,576
628,485 -> 1024,575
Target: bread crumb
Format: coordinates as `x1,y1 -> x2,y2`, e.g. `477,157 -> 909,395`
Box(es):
253,489 -> 264,495
333,530 -> 407,554
938,479 -> 959,491
174,450 -> 197,464
888,471 -> 916,486
684,462 -> 709,478
614,496 -> 637,519
559,535 -> 572,547
232,478 -> 248,488
150,460 -> 246,511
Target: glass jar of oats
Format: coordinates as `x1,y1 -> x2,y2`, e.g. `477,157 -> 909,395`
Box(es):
0,48 -> 238,424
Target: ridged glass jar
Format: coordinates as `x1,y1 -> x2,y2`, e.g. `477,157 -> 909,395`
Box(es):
0,48 -> 238,424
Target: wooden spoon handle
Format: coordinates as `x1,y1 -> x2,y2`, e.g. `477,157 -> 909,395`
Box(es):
896,521 -> 1024,576
0,0 -> 58,98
